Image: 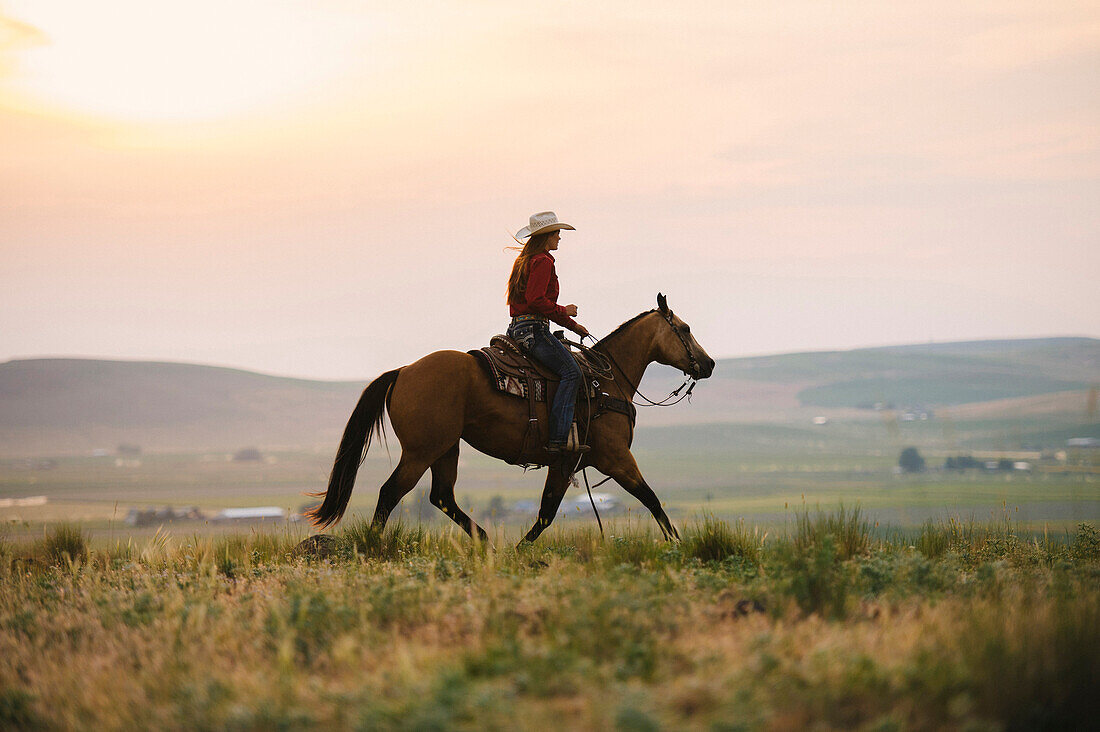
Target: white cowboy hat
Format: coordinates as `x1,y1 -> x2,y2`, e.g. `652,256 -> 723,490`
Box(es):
516,211 -> 576,239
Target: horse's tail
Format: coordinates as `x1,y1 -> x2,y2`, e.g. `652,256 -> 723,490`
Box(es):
307,368 -> 401,529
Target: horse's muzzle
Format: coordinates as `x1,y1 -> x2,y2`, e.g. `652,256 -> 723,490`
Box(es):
694,357 -> 716,379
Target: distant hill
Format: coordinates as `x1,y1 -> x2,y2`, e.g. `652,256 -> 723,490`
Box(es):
2,337 -> 1097,456
0,359 -> 363,456
675,337 -> 1098,409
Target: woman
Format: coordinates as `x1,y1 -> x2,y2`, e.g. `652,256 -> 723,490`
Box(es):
506,211 -> 591,454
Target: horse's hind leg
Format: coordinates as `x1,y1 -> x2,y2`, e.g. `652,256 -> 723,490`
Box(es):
429,442 -> 488,541
372,455 -> 432,530
520,466 -> 571,543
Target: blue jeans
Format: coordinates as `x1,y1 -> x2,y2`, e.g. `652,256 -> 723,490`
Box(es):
507,318 -> 581,444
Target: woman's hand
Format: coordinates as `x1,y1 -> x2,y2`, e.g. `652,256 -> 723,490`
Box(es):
564,304 -> 579,317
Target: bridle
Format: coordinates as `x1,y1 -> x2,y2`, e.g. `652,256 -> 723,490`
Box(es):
661,307 -> 701,379
593,309 -> 699,408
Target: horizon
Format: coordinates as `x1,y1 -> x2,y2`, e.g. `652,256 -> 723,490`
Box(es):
3,1 -> 1098,381
5,332 -> 1098,383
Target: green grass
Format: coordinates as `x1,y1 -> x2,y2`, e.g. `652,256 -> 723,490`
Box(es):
682,513 -> 763,564
798,374 -> 1089,408
1,515 -> 1098,729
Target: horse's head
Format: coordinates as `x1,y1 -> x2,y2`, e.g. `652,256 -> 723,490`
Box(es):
652,293 -> 715,379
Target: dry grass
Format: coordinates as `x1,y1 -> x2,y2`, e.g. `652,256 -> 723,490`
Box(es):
0,518 -> 1097,730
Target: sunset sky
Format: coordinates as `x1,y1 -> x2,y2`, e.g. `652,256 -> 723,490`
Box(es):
2,1 -> 1098,380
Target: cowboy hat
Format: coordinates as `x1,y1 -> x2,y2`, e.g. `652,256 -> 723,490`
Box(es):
516,211 -> 576,239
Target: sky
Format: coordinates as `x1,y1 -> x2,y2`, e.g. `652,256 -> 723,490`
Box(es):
1,0 -> 1098,380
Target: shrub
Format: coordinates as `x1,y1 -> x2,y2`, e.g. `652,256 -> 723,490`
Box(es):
41,523 -> 88,567
857,551 -> 956,598
1070,523 -> 1099,562
766,506 -> 870,618
916,520 -> 950,559
794,504 -> 870,561
920,516 -> 1051,569
536,524 -> 602,563
682,514 -> 761,565
858,555 -> 895,596
213,530 -> 299,571
337,519 -> 426,560
605,533 -> 663,567
772,534 -> 852,619
216,550 -> 238,580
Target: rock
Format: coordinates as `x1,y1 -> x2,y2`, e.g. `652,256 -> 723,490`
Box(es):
735,598 -> 766,616
292,534 -> 338,559
716,592 -> 767,620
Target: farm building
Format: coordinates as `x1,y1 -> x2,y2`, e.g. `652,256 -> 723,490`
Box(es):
213,507 -> 286,522
559,492 -> 619,515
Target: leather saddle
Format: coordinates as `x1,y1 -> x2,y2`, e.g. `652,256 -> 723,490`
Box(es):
469,334 -> 598,403
469,334 -> 633,466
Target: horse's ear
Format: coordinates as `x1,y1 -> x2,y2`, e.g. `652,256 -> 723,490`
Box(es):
657,293 -> 668,314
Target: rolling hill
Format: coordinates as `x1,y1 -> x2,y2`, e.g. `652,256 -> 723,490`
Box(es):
1,337 -> 1097,457
0,359 -> 363,456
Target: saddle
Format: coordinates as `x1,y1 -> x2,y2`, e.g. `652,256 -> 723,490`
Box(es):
469,334 -> 635,466
471,334 -> 598,402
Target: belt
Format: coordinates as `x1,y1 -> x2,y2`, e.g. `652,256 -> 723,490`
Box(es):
511,314 -> 548,323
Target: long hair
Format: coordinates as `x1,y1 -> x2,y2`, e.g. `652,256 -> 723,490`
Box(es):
506,232 -> 552,305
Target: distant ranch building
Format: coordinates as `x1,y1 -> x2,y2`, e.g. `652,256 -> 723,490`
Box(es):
0,496 -> 47,508
214,507 -> 286,522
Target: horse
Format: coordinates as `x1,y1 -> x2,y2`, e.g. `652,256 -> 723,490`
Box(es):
307,293 -> 715,543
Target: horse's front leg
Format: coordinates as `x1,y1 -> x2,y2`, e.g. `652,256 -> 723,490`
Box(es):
596,450 -> 680,541
519,465 -> 572,544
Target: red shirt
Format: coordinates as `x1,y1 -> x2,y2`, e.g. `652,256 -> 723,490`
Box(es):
509,252 -> 580,332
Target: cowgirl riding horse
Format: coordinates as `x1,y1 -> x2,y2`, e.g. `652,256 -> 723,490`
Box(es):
307,212 -> 716,542
506,211 -> 590,454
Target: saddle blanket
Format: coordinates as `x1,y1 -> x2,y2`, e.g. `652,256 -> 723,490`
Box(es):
490,362 -> 545,400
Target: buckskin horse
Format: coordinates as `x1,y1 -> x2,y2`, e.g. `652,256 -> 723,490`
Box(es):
307,293 -> 715,543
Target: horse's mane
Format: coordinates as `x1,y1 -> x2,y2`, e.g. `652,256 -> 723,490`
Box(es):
594,309 -> 657,350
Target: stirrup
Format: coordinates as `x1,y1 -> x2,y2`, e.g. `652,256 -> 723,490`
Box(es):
548,422 -> 590,454
547,442 -> 590,455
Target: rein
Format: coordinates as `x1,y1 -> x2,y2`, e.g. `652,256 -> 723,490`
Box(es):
579,309 -> 699,408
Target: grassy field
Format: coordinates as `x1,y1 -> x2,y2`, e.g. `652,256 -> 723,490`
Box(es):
1,511 -> 1097,730
3,343 -> 1095,727
2,444 -> 1097,547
